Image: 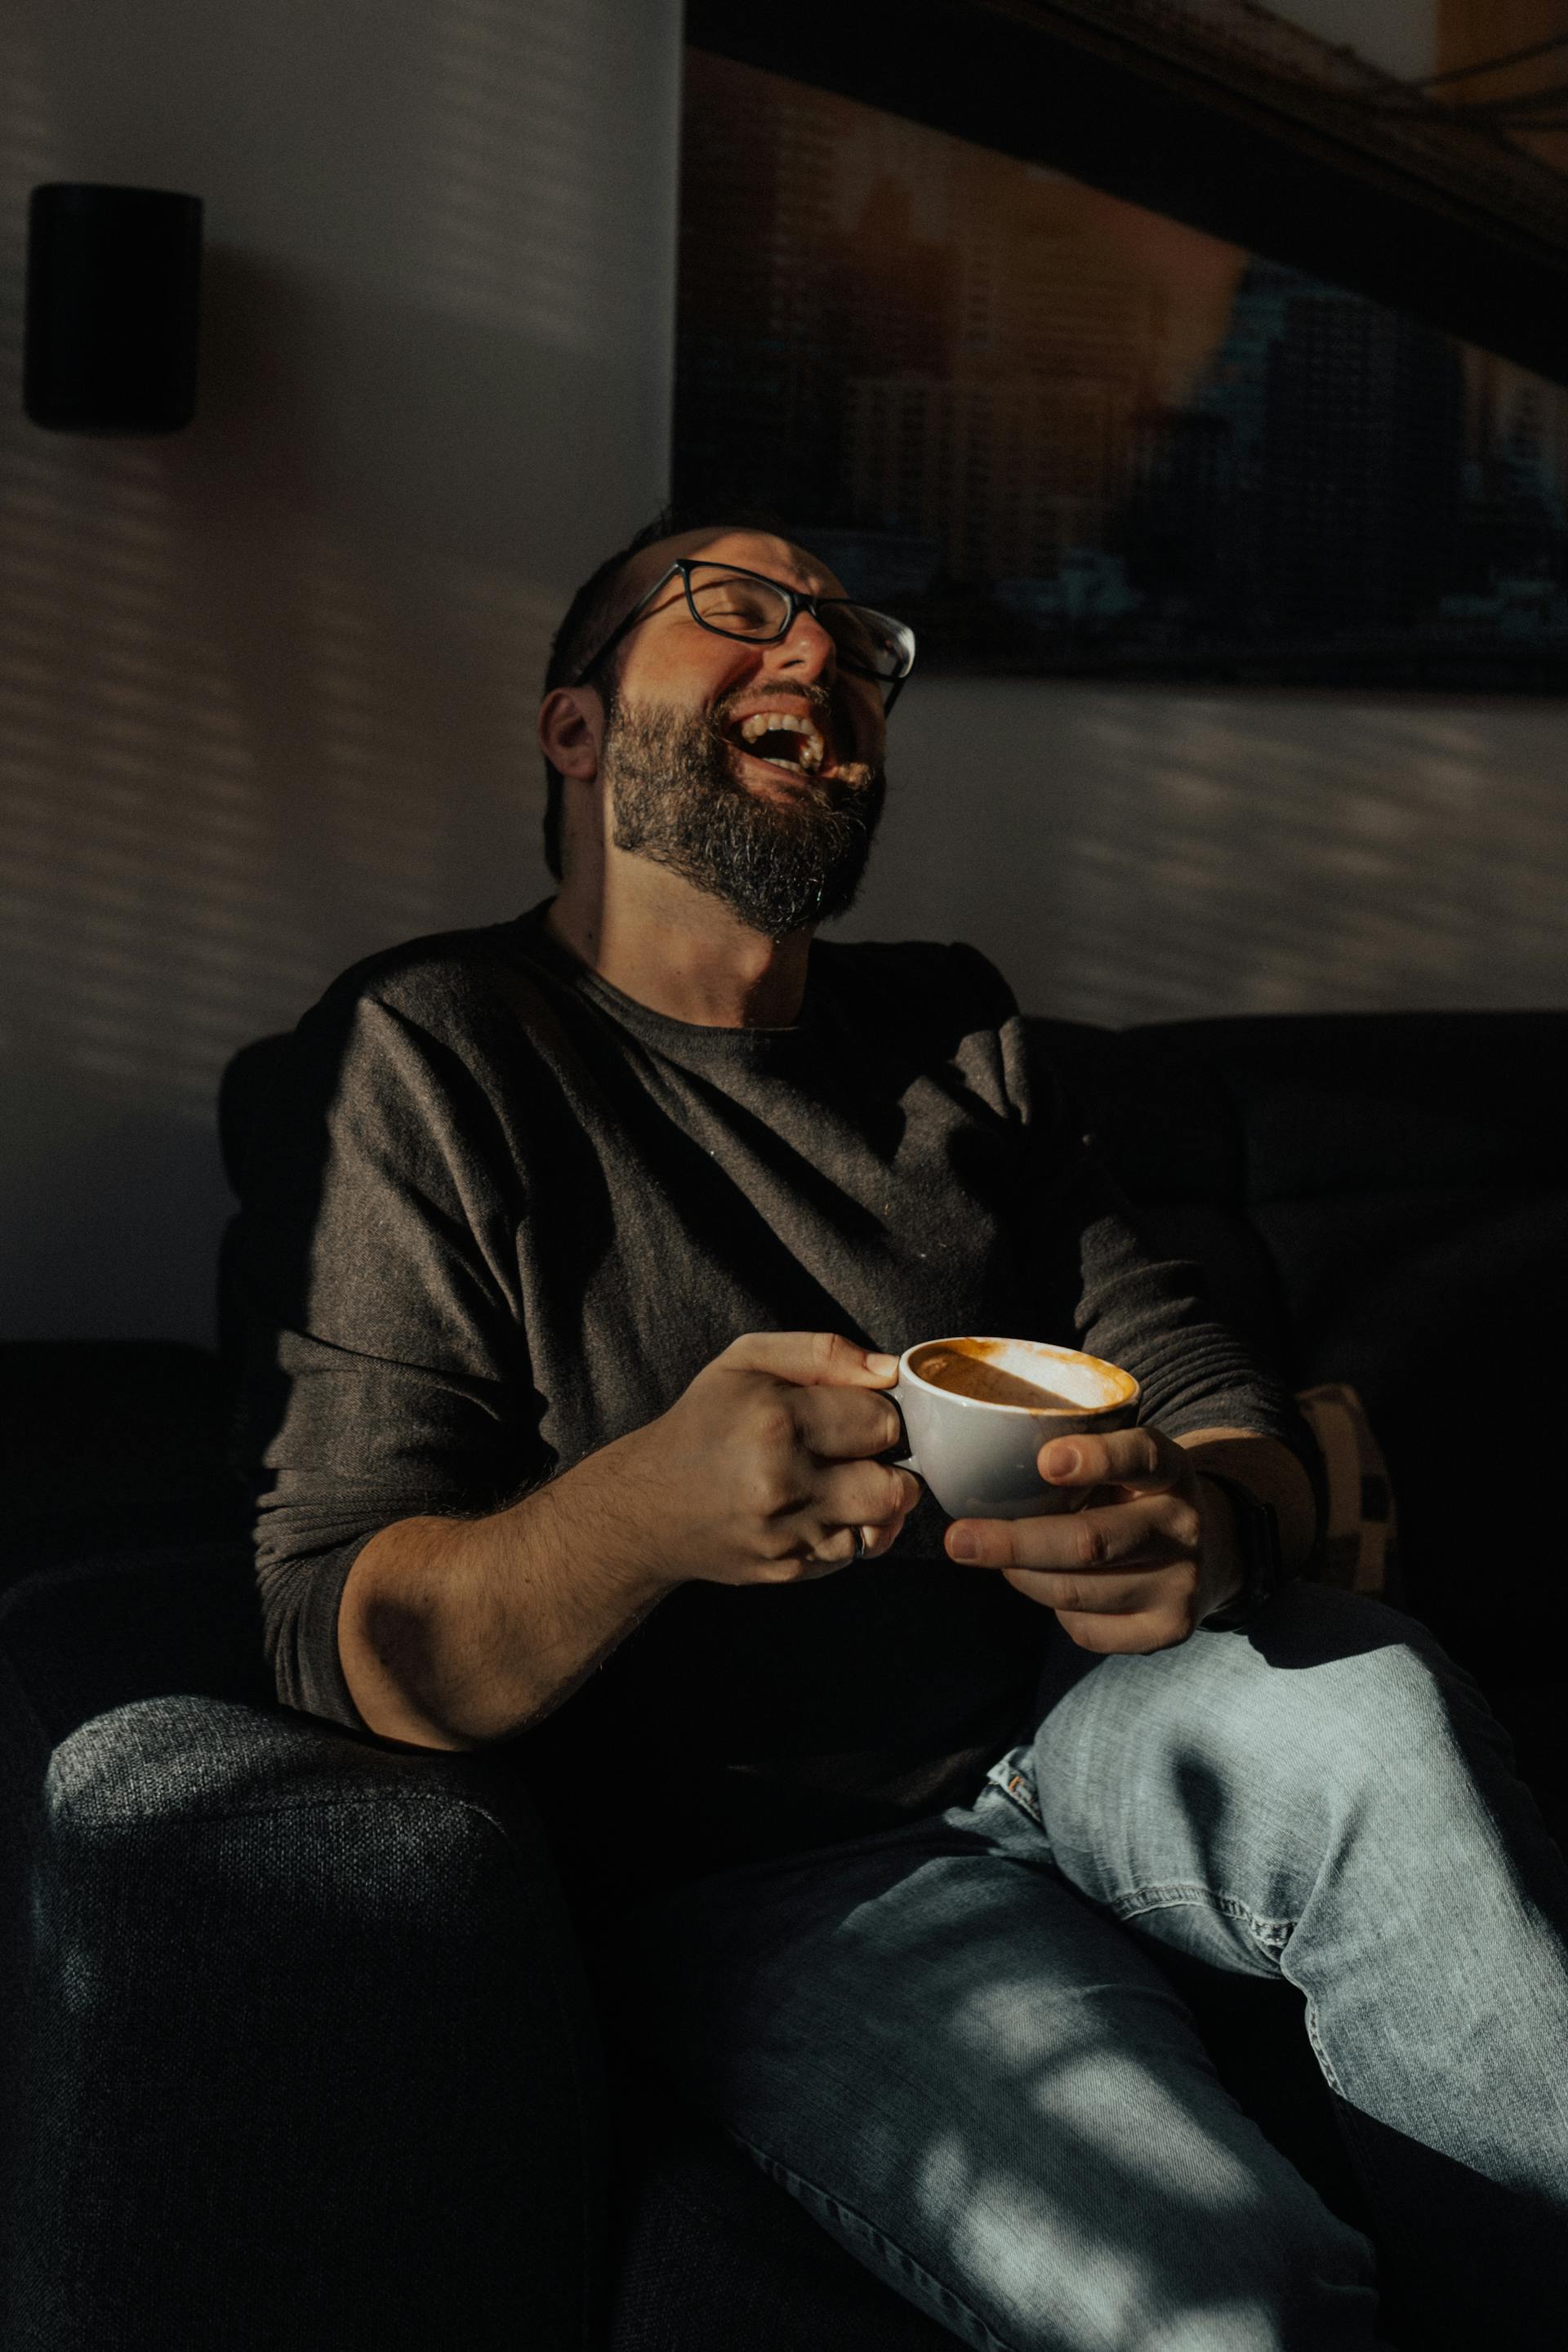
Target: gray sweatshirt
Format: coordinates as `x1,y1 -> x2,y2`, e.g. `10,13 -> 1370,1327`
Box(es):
232,902 -> 1308,1886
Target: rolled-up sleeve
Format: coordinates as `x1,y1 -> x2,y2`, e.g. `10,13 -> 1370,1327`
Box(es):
230,983 -> 545,1726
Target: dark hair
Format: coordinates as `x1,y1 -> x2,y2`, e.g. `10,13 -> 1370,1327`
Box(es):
540,501 -> 791,879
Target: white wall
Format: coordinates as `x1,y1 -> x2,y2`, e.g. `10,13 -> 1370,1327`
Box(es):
1,0 -> 683,1343
840,680 -> 1568,1026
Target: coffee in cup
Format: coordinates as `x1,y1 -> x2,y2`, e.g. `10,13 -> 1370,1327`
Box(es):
889,1336 -> 1139,1521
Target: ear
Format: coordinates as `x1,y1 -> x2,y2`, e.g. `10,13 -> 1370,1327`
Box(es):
538,685 -> 604,780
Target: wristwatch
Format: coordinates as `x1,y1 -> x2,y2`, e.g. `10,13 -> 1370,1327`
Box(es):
1196,1472 -> 1283,1630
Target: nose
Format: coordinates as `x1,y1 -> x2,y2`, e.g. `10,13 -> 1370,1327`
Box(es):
767,606 -> 838,683
757,603 -> 886,767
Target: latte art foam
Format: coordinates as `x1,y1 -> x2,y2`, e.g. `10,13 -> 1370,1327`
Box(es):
915,1351 -> 1077,1409
909,1338 -> 1134,1413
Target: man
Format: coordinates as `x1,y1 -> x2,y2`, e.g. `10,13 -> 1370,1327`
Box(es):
238,514 -> 1568,2350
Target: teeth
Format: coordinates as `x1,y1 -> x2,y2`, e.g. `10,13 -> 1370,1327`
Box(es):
734,710 -> 825,768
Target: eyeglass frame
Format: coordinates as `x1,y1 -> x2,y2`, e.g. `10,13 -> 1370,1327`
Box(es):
567,558 -> 916,711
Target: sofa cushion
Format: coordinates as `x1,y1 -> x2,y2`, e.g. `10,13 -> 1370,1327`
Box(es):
0,1540 -> 276,2250
1031,1017 -> 1242,1203
5,1695 -> 605,2352
1149,1012 -> 1568,1205
0,1541 -> 270,1753
1271,1189 -> 1568,1686
0,1341 -> 247,1586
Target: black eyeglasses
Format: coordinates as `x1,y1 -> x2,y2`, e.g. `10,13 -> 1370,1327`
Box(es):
570,559 -> 917,710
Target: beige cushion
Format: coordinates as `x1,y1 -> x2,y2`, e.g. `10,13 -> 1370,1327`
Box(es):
1296,1383 -> 1398,1601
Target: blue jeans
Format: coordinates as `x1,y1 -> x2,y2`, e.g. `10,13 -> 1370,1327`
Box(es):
621,1586 -> 1568,2350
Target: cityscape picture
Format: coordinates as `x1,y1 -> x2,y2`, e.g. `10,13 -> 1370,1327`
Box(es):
674,35 -> 1568,688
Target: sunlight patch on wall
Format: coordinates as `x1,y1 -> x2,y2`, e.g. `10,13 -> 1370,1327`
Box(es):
0,446 -> 554,1115
843,681 -> 1568,1024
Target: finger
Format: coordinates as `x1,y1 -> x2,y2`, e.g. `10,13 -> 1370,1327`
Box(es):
790,1383 -> 905,1462
817,1459 -> 923,1531
1002,1565 -> 1167,1617
798,1525 -> 866,1571
724,1330 -> 900,1388
797,1521 -> 907,1575
947,1490 -> 1201,1574
1051,1603 -> 1193,1655
1036,1423 -> 1187,1496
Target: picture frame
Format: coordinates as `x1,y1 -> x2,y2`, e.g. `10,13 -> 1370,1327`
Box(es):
676,7 -> 1568,687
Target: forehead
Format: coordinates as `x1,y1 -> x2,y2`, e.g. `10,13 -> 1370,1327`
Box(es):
616,528 -> 845,616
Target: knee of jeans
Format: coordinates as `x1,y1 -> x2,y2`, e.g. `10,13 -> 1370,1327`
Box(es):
1295,1624 -> 1507,1797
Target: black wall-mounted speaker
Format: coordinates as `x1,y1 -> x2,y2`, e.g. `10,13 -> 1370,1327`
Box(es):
24,183 -> 203,434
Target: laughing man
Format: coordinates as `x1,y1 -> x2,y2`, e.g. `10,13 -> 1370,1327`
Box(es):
238,513 -> 1568,2352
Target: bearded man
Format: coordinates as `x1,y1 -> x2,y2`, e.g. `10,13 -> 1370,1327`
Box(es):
236,514 -> 1568,2352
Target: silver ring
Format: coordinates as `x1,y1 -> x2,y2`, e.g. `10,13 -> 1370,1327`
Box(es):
851,1529 -> 868,1562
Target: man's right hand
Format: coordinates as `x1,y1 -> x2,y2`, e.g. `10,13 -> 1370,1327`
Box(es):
608,1330 -> 922,1592
341,1331 -> 920,1749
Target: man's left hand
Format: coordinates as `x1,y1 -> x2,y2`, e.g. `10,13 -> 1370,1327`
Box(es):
943,1427 -> 1245,1654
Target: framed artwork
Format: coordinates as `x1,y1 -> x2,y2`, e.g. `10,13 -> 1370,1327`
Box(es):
674,33 -> 1568,688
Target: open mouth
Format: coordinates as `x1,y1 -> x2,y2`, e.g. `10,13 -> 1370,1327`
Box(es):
723,710 -> 828,774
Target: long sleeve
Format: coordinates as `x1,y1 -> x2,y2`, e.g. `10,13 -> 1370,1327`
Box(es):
230,976 -> 546,1727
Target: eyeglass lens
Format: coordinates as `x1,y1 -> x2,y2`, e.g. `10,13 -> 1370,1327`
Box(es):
686,567 -> 906,679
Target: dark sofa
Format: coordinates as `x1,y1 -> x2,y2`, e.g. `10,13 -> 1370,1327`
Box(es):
2,1007 -> 1565,2351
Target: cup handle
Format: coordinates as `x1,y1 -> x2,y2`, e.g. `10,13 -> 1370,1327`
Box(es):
884,1384 -> 920,1476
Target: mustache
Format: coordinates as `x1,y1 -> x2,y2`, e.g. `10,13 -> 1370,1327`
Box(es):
703,686 -> 873,806
713,681 -> 834,720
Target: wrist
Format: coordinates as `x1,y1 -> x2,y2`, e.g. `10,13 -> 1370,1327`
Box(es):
1195,1476 -> 1245,1621
1196,1471 -> 1282,1630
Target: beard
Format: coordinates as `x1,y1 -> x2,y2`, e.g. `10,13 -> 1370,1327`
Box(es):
600,688 -> 886,939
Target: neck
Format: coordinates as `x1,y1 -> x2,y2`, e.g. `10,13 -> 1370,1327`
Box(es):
545,855 -> 813,1028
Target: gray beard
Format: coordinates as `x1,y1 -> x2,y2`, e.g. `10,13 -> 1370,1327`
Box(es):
602,693 -> 886,939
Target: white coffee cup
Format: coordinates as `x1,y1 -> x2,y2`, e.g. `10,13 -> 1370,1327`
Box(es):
889,1336 -> 1140,1521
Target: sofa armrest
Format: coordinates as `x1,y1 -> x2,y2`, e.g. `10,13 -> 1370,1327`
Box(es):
3,1695 -> 605,2352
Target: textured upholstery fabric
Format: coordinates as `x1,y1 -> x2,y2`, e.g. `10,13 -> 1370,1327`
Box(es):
1105,1013 -> 1568,1699
0,1542 -> 270,1744
0,1543 -> 271,2261
1266,1189 -> 1568,1687
0,1343 -> 248,1587
1149,1011 -> 1568,1201
2,1696 -> 605,2352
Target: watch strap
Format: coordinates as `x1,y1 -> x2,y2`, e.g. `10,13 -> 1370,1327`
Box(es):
1198,1472 -> 1282,1630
